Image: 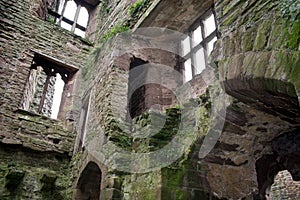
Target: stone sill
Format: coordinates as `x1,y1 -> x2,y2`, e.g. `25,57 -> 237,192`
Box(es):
16,108 -> 57,120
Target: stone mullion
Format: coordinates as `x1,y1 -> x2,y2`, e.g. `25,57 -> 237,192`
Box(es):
189,32 -> 196,77
57,0 -> 68,26
38,73 -> 51,114
71,4 -> 82,33
200,19 -> 210,70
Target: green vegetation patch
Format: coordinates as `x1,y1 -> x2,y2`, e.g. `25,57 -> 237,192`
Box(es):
101,22 -> 130,42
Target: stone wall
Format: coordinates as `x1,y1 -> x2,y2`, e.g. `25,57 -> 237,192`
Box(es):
0,0 -> 92,112
270,170 -> 300,199
208,0 -> 300,198
0,0 -> 93,198
28,68 -> 56,117
0,0 -> 92,146
213,0 -> 300,100
73,0 -> 300,199
73,27 -> 181,197
1,0 -> 299,199
0,144 -> 72,200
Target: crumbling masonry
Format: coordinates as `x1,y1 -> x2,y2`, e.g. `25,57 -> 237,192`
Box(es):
0,0 -> 299,199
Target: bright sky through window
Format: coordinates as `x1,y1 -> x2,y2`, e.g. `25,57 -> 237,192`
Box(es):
51,74 -> 64,119
58,0 -> 89,37
182,9 -> 217,82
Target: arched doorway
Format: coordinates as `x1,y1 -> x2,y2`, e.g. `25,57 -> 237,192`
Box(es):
75,162 -> 102,200
255,129 -> 300,199
270,170 -> 300,199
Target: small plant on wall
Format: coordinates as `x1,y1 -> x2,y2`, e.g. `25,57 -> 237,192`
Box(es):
128,0 -> 151,27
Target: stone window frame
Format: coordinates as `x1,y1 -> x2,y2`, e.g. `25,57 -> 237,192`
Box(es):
181,7 -> 218,82
47,0 -> 100,36
21,50 -> 79,120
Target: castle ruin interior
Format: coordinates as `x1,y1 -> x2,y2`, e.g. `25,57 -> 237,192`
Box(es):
0,0 -> 299,199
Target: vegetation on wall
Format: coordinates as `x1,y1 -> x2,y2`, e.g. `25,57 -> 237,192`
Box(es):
106,106 -> 181,152
129,0 -> 149,17
99,0 -> 110,13
96,0 -> 153,43
127,0 -> 152,27
100,22 -> 130,42
100,0 -> 153,41
279,0 -> 300,22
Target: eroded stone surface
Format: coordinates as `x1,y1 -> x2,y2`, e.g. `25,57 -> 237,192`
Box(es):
0,0 -> 299,199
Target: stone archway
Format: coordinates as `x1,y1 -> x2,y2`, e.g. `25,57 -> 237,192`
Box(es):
75,162 -> 102,200
225,78 -> 300,199
270,170 -> 300,199
255,129 -> 300,199
197,77 -> 300,199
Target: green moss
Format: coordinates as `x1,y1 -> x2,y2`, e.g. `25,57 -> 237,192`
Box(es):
126,0 -> 152,27
47,17 -> 55,24
222,12 -> 238,27
289,53 -> 300,91
109,134 -> 132,150
128,172 -> 161,200
242,29 -> 254,52
287,19 -> 300,50
222,0 -> 240,17
253,19 -> 272,51
267,19 -> 289,50
5,169 -> 25,192
129,0 -> 150,17
101,22 -> 130,42
0,146 -> 72,199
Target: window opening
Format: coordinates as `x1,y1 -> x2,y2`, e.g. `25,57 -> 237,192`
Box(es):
60,0 -> 77,31
22,51 -> 78,119
51,74 -> 65,118
76,162 -> 102,200
128,58 -> 149,118
74,6 -> 89,37
181,8 -> 218,82
77,91 -> 91,151
47,0 -> 95,37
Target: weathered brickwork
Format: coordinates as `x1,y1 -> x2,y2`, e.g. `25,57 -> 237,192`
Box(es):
192,0 -> 300,199
28,70 -> 56,117
0,0 -> 92,198
0,145 -> 72,200
0,0 -> 299,199
0,0 -> 92,110
0,0 -> 92,142
71,0 -> 300,199
213,0 -> 300,94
